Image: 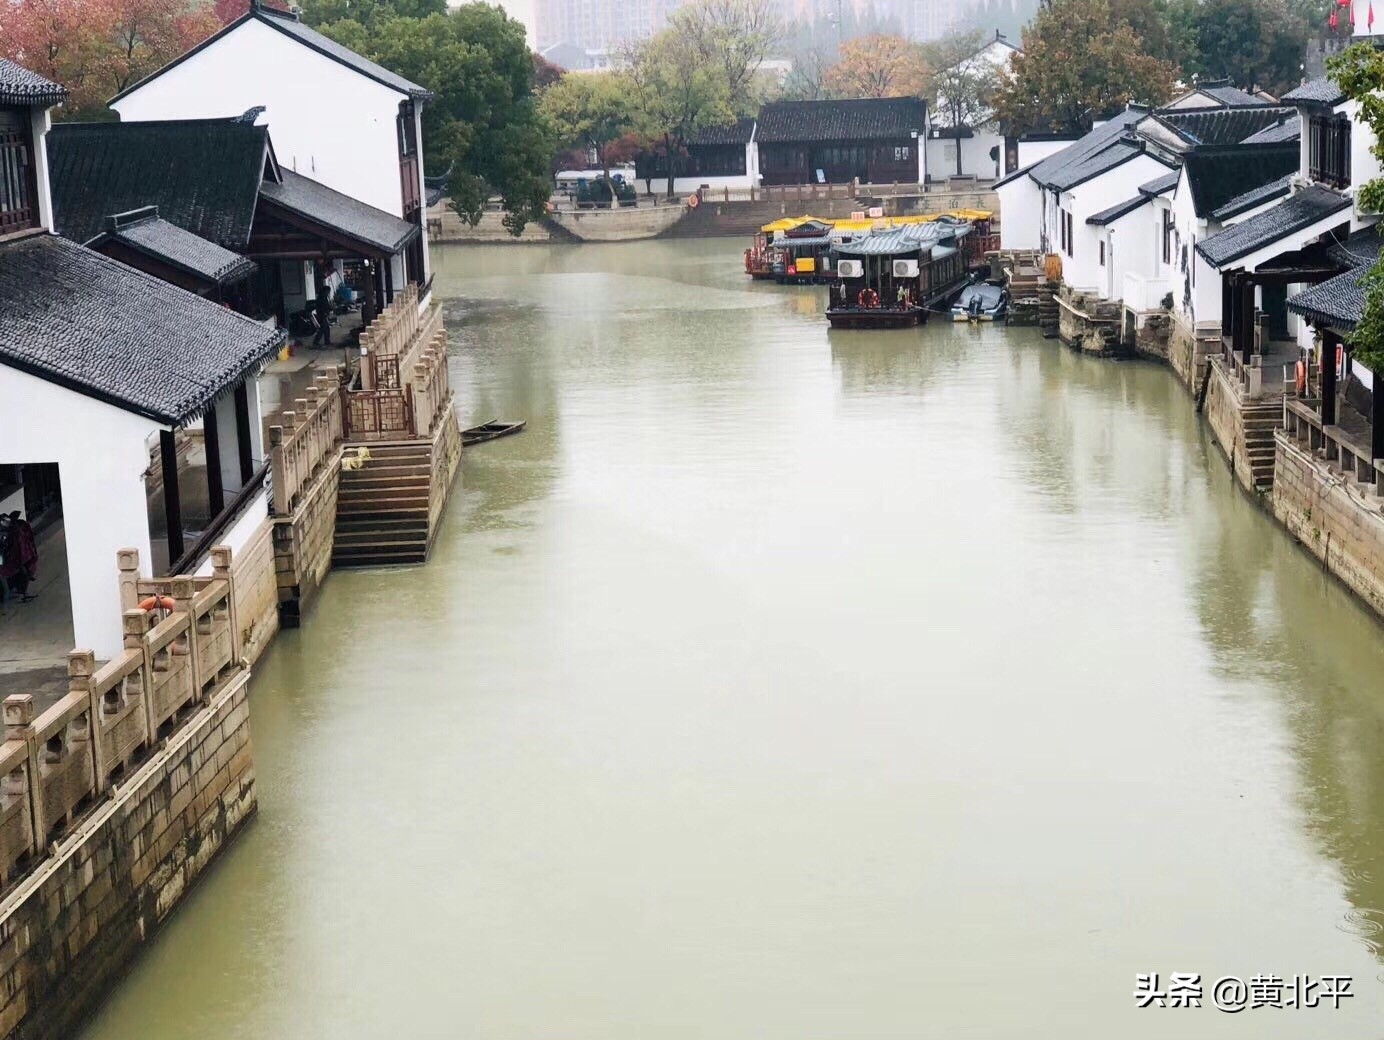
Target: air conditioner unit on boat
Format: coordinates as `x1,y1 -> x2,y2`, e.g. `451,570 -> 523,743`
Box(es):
837,259 -> 864,278
893,259 -> 920,278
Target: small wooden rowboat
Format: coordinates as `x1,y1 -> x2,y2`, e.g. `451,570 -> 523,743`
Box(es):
462,419 -> 526,446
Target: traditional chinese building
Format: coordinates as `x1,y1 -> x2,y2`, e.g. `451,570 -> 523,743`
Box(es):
755,98 -> 927,187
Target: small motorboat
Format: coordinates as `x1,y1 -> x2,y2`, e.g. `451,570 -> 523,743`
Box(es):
951,281 -> 1009,322
462,419 -> 526,446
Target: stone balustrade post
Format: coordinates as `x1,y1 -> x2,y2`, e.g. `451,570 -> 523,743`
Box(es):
116,548 -> 141,612
210,545 -> 241,667
69,649 -> 108,792
123,609 -> 155,745
170,576 -> 202,700
4,695 -> 42,850
269,426 -> 288,514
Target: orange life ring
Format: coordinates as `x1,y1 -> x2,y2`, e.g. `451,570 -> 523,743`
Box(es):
687,193 -> 700,208
138,595 -> 176,613
1295,359 -> 1307,395
859,288 -> 879,309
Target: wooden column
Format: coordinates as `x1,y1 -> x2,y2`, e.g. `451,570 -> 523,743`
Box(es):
362,261 -> 378,326
1372,358 -> 1384,461
234,382 -> 254,483
384,254 -> 396,304
204,404 -> 224,513
160,429 -> 184,565
1221,275 -> 1234,345
1322,330 -> 1339,427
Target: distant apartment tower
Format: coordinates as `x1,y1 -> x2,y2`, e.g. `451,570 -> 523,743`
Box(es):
535,0 -> 675,53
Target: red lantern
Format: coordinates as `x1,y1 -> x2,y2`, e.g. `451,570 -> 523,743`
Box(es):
1330,8 -> 1339,25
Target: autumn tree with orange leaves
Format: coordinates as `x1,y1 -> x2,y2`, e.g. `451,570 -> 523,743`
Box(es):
824,34 -> 930,99
1,0 -> 219,117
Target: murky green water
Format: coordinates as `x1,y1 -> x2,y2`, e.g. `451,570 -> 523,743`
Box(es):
82,239 -> 1384,1038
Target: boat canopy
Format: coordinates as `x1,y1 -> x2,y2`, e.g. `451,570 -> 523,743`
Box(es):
833,220 -> 972,257
759,209 -> 992,234
773,233 -> 833,248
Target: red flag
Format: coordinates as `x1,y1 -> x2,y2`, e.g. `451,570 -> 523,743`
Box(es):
1370,1 -> 1375,27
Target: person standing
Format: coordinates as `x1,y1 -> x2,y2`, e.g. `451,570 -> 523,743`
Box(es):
313,286 -> 332,348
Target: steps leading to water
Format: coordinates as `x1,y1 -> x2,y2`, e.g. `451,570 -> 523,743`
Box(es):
333,441 -> 435,567
1243,402 -> 1282,490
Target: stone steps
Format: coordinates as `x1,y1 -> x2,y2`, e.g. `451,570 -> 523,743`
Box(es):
334,441 -> 434,567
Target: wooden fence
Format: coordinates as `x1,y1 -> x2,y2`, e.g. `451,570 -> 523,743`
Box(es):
345,286 -> 452,442
0,548 -> 242,889
269,373 -> 345,515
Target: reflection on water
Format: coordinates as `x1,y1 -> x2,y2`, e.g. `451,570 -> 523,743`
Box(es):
81,238 -> 1384,1040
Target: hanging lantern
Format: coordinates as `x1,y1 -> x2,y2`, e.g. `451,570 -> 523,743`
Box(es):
1330,8 -> 1339,25
1339,0 -> 1349,9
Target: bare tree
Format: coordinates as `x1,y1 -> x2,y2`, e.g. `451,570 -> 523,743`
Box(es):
923,30 -> 1003,175
668,0 -> 786,107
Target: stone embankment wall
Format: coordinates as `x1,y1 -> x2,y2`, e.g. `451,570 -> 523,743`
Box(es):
0,672 -> 255,1039
273,459 -> 340,627
549,204 -> 688,242
1166,317 -> 1219,395
1273,431 -> 1384,614
1202,357 -> 1257,492
1057,286 -> 1124,356
231,518 -> 278,666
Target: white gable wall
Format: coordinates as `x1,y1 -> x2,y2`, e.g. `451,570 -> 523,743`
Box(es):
1059,154 -> 1173,296
0,365 -> 160,659
29,106 -> 55,233
997,175 -> 1041,249
112,19 -> 409,218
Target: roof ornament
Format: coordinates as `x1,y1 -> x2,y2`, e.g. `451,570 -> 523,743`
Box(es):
234,105 -> 266,124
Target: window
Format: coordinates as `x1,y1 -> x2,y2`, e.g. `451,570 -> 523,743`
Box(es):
397,101 -> 420,215
1162,209 -> 1173,266
0,108 -> 39,236
1064,211 -> 1074,258
1099,240 -> 1105,267
1308,114 -> 1351,188
396,101 -> 417,158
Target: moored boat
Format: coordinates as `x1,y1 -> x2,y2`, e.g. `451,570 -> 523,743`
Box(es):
951,281 -> 1009,322
462,419 -> 526,445
825,217 -> 973,330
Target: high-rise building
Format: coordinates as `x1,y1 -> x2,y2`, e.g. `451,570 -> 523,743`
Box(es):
535,0 -> 676,54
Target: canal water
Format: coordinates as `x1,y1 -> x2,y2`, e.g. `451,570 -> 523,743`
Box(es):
83,239 -> 1384,1038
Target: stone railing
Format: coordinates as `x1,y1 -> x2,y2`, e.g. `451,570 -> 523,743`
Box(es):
269,372 -> 344,515
346,288 -> 451,442
1283,397 -> 1383,492
0,548 -> 241,888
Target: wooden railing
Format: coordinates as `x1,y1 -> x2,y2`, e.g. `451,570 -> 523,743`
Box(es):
345,285 -> 452,442
269,373 -> 344,515
0,548 -> 242,888
1283,396 -> 1384,493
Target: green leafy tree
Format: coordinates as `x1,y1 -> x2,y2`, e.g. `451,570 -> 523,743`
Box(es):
300,0 -> 444,28
923,30 -> 1002,174
1329,44 -> 1384,369
319,3 -> 554,235
625,24 -> 734,198
540,72 -> 635,199
993,0 -> 1176,133
1188,0 -> 1308,96
665,0 -> 784,110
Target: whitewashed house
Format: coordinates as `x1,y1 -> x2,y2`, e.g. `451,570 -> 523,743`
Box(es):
1195,73 -> 1380,371
0,60 -> 286,659
108,0 -> 432,298
1162,79 -> 1265,110
634,118 -> 760,195
926,31 -> 1018,181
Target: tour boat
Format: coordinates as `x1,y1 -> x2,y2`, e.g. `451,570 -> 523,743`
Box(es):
825,218 -> 973,329
462,419 -> 526,446
951,281 -> 1009,322
744,218 -> 837,283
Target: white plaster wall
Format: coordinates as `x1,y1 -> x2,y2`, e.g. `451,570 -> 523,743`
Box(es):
192,486 -> 269,578
29,107 -> 55,233
1344,98 -> 1383,204
111,18 -> 410,217
1065,155 -> 1175,296
667,174 -> 757,195
1107,205 -> 1157,303
927,133 -> 1000,180
1016,138 -> 1075,168
0,366 -> 159,659
997,176 -> 1040,249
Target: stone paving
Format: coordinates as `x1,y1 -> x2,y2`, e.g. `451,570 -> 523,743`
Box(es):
0,522 -> 75,711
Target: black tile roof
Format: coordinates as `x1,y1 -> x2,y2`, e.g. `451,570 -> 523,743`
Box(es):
88,207 -> 256,286
1086,193 -> 1151,225
1047,139 -> 1163,191
1139,171 -> 1179,195
1182,144 -> 1299,218
110,5 -> 432,104
1286,266 -> 1369,329
756,97 -> 926,143
0,234 -> 284,425
1196,185 -> 1350,266
1157,107 -> 1296,146
0,59 -> 67,107
1209,173 -> 1292,222
1025,107 -> 1149,190
259,169 -> 419,254
1240,114 -> 1299,143
47,118 -> 269,247
1325,224 -> 1384,268
1199,83 -> 1262,106
686,118 -> 756,146
1282,76 -> 1346,106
